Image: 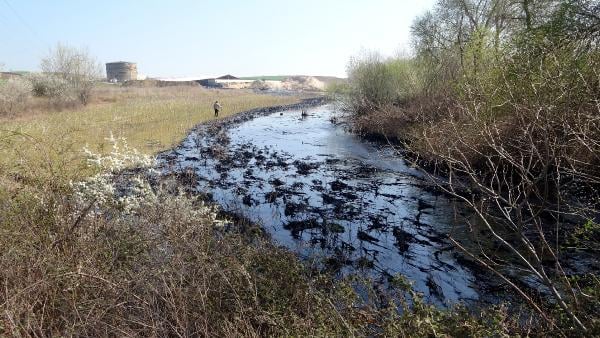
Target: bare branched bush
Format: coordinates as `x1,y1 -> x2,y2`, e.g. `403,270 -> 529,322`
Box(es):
409,18 -> 599,336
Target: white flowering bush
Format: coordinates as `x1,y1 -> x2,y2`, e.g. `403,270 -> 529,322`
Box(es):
0,77 -> 32,115
27,73 -> 76,102
72,135 -> 224,228
72,135 -> 157,215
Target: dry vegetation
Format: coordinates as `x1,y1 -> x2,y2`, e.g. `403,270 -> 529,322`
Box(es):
0,165 -> 512,336
0,83 -> 512,336
0,43 -> 300,183
341,0 -> 600,334
3,4 -> 598,332
3,48 -> 505,336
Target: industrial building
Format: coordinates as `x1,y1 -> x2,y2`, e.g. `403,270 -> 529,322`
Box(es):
198,75 -> 257,88
106,62 -> 138,82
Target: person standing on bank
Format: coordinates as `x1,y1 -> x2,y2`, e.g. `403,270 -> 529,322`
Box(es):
213,100 -> 222,117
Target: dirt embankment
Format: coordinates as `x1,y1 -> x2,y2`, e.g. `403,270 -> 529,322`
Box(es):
251,76 -> 345,92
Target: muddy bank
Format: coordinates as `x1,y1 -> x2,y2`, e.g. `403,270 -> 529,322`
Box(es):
157,103 -> 497,306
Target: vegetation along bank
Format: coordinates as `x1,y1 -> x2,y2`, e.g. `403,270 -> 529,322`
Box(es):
331,0 -> 600,334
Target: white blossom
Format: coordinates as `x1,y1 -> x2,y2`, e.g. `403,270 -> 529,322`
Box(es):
73,136 -> 158,215
72,136 -> 223,228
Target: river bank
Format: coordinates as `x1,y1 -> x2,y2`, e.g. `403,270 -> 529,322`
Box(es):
157,101 -> 516,307
0,96 -> 572,336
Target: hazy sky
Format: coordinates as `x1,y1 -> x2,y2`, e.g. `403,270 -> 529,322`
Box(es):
1,0 -> 435,78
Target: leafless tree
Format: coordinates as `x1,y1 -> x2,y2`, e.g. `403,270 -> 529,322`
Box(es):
41,43 -> 102,105
411,0 -> 567,76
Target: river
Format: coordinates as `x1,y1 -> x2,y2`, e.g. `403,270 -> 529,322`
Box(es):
159,103 -> 485,306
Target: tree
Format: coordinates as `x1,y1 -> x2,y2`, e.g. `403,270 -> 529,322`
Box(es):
410,0 -> 569,76
41,43 -> 102,105
407,1 -> 600,332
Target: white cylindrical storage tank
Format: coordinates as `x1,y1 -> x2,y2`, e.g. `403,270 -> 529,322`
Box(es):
106,62 -> 138,82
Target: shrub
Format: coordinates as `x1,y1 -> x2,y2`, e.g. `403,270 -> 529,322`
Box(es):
27,73 -> 75,102
251,79 -> 269,90
345,52 -> 429,114
342,0 -> 600,333
0,78 -> 32,115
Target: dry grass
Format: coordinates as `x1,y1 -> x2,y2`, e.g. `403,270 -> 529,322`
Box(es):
0,168 -> 514,337
0,136 -> 514,337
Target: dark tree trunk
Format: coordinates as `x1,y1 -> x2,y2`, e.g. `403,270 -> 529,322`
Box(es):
523,0 -> 532,30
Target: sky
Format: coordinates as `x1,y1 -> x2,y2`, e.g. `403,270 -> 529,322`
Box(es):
0,0 -> 436,78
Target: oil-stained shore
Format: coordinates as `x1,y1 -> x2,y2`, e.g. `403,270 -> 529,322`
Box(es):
158,99 -> 487,305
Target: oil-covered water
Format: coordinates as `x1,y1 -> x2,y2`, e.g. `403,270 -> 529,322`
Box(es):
160,104 -> 481,305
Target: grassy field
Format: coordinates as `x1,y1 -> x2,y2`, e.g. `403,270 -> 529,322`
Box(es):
0,85 -> 300,181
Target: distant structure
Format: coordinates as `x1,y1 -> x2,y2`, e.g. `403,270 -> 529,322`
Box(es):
216,74 -> 239,80
106,62 -> 137,82
198,74 -> 256,88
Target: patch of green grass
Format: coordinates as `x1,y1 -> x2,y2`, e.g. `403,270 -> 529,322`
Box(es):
0,86 -> 299,182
